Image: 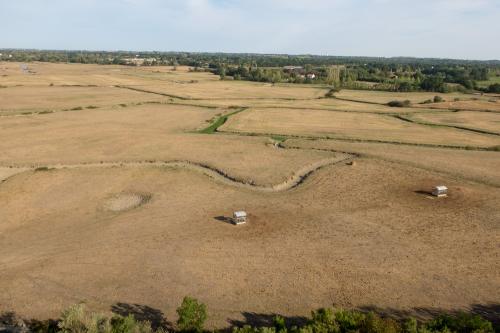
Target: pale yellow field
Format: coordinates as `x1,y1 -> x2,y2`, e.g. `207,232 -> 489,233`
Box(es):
410,111 -> 500,134
176,97 -> 439,114
130,81 -> 328,100
413,99 -> 500,112
286,138 -> 500,187
220,107 -> 500,147
335,89 -> 488,104
0,86 -> 165,114
0,62 -> 499,328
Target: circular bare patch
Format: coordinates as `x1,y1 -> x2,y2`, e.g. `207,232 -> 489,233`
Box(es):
104,193 -> 150,212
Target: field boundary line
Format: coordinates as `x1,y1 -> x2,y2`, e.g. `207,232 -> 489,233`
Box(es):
0,155 -> 353,193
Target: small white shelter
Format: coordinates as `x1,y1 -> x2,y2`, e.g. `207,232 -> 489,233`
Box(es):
233,211 -> 247,225
432,185 -> 448,197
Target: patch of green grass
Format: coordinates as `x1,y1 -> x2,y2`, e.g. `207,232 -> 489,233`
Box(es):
86,105 -> 98,109
476,76 -> 500,88
34,166 -> 51,172
198,108 -> 247,134
271,135 -> 288,143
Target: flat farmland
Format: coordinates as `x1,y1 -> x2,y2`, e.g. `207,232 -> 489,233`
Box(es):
334,89 -> 487,104
128,80 -> 328,100
176,96 -> 438,113
412,99 -> 500,112
409,111 -> 500,134
0,86 -> 166,114
220,107 -> 500,147
0,62 -> 499,328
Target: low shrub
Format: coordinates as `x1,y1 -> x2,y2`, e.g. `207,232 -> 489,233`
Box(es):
176,297 -> 207,333
388,100 -> 411,107
6,302 -> 496,333
425,312 -> 493,333
433,96 -> 444,103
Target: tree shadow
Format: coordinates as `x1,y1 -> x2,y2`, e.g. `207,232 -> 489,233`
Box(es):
227,312 -> 308,330
356,302 -> 500,326
111,303 -> 172,330
214,216 -> 234,225
0,311 -> 17,326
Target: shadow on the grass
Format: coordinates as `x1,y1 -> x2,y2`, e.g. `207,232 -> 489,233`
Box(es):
111,303 -> 173,330
228,312 -> 309,329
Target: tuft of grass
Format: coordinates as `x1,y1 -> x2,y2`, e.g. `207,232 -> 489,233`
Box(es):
271,135 -> 288,143
34,166 -> 51,172
86,105 -> 98,109
70,106 -> 83,111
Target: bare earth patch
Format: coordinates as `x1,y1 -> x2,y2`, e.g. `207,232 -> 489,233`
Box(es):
103,193 -> 151,212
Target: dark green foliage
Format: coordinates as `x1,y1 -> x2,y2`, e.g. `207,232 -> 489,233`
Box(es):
176,297 -> 207,333
425,312 -> 494,333
401,318 -> 418,333
273,316 -> 286,332
388,100 -> 411,107
433,96 -> 444,103
5,303 -> 497,333
360,312 -> 399,333
487,83 -> 500,93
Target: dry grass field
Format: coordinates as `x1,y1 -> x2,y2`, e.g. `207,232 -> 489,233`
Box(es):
409,111 -> 500,135
0,62 -> 499,328
334,89 -> 490,104
220,107 -> 500,147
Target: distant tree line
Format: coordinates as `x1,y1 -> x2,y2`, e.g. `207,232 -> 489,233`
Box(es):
1,49 -> 499,93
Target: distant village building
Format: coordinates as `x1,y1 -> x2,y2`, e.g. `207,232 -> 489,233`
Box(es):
122,57 -> 157,66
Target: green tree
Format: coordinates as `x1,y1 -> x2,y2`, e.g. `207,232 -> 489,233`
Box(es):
176,297 -> 207,333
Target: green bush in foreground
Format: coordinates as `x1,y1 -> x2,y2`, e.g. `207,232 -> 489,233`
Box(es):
176,297 -> 207,333
5,300 -> 496,333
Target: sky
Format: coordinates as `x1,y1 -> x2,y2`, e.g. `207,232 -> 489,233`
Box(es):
0,0 -> 499,60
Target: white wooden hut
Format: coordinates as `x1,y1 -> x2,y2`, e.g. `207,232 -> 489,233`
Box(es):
432,185 -> 448,197
233,211 -> 247,225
